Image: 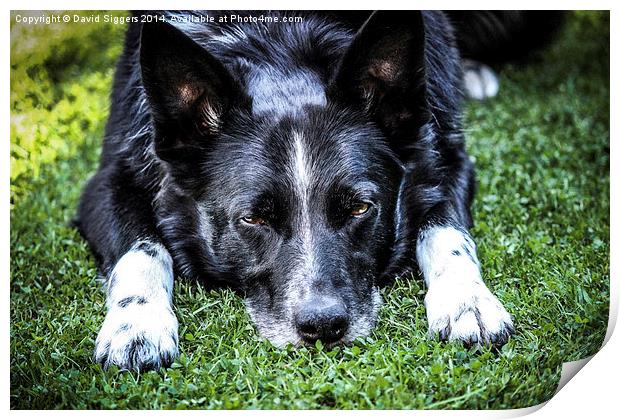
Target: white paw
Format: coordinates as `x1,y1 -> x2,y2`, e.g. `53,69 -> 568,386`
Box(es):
94,300 -> 179,371
462,60 -> 500,100
425,279 -> 514,346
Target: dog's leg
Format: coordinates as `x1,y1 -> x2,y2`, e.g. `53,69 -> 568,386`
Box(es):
94,240 -> 178,371
77,168 -> 178,371
462,59 -> 499,100
416,222 -> 514,346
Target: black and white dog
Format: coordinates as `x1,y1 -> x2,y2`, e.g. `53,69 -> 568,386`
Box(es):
76,11 -> 559,371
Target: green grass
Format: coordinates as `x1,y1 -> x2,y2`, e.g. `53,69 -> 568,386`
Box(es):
10,11 -> 609,409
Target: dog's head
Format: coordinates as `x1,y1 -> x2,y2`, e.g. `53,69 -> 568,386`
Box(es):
140,12 -> 431,347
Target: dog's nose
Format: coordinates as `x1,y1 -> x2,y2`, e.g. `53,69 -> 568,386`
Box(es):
295,300 -> 350,345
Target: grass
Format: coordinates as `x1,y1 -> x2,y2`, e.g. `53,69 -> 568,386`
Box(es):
10,11 -> 609,409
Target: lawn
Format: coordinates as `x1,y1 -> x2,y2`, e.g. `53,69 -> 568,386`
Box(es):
10,11 -> 609,409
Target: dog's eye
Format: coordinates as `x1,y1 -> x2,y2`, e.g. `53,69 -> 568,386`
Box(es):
241,216 -> 267,226
350,202 -> 370,217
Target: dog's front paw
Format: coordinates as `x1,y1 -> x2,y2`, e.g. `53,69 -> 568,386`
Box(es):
425,280 -> 514,347
94,301 -> 179,371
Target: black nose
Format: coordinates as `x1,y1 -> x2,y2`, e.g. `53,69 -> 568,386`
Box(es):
295,300 -> 350,344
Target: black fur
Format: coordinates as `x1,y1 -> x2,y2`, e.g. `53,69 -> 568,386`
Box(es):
446,11 -> 564,65
117,296 -> 148,308
76,11 -> 549,369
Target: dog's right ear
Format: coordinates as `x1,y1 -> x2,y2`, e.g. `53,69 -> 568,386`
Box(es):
140,21 -> 247,160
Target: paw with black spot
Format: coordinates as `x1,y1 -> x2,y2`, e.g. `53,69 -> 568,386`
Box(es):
425,280 -> 514,347
94,301 -> 179,372
462,59 -> 500,100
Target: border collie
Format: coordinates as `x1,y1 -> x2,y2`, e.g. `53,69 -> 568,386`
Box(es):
76,11 -> 560,371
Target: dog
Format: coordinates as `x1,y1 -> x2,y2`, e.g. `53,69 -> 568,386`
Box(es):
76,10 -> 560,371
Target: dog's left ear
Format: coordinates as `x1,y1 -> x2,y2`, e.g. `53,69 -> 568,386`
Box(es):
331,11 -> 429,141
140,21 -> 247,161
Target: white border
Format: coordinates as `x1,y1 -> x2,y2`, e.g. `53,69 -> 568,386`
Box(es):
4,1 -> 616,417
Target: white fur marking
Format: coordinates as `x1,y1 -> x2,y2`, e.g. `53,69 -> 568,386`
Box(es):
95,241 -> 179,370
416,226 -> 480,286
105,242 -> 174,307
247,130 -> 322,347
293,131 -> 310,195
248,70 -> 327,116
291,130 -> 316,280
417,226 -> 513,344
